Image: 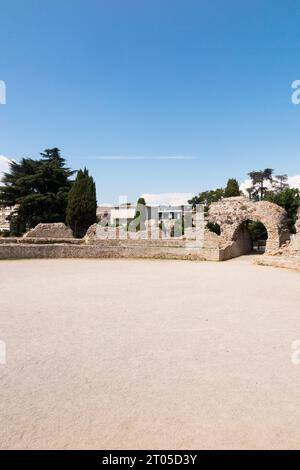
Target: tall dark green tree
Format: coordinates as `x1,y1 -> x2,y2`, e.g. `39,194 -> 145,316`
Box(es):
224,178 -> 240,197
0,148 -> 72,234
66,168 -> 97,238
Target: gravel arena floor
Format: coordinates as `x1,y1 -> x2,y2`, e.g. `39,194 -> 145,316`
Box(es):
1,257 -> 300,450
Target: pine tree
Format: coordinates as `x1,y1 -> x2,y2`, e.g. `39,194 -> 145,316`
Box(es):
0,148 -> 72,234
248,168 -> 274,200
66,168 -> 97,238
224,178 -> 240,197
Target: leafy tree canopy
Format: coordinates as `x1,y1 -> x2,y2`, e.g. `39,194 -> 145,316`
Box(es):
266,187 -> 300,233
0,148 -> 73,234
188,188 -> 224,212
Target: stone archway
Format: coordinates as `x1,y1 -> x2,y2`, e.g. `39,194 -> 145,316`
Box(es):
207,197 -> 290,256
230,219 -> 268,254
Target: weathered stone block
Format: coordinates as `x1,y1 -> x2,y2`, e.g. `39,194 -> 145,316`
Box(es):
23,223 -> 74,239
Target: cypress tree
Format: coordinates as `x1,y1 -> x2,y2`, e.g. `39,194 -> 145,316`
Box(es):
66,168 -> 97,238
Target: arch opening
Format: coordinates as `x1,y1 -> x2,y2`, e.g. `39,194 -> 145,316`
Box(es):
207,197 -> 291,260
233,219 -> 268,255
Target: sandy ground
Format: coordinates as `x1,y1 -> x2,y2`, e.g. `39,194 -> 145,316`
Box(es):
1,257 -> 300,449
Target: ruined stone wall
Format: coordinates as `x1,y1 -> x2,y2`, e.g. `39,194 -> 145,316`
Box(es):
208,196 -> 290,254
0,220 -> 249,262
219,225 -> 252,260
3,219 -> 214,261
0,240 -> 209,261
296,207 -> 300,234
2,199 -> 290,261
23,223 -> 74,239
290,207 -> 300,252
84,218 -> 204,242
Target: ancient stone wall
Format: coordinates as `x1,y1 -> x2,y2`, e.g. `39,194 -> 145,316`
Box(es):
0,240 -> 208,261
23,223 -> 74,239
5,219 -> 211,261
296,207 -> 300,234
84,218 -> 202,242
290,207 -> 300,252
208,196 -> 290,254
2,197 -> 291,261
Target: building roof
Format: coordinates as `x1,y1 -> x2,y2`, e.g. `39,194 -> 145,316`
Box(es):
142,192 -> 192,206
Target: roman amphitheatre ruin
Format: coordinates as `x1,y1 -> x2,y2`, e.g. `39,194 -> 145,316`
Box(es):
2,196 -> 300,450
0,196 -> 299,268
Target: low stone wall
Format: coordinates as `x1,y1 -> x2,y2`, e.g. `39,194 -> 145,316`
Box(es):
0,244 -> 204,260
0,237 -> 82,245
0,222 -> 272,262
255,255 -> 300,272
0,229 -> 237,262
0,241 -> 209,261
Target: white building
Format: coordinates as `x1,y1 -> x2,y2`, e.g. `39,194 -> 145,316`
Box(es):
142,193 -> 193,224
110,207 -> 136,226
0,206 -> 13,231
96,205 -> 113,221
97,205 -> 136,226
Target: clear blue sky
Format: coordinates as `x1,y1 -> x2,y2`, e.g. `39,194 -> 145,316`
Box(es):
0,0 -> 300,203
